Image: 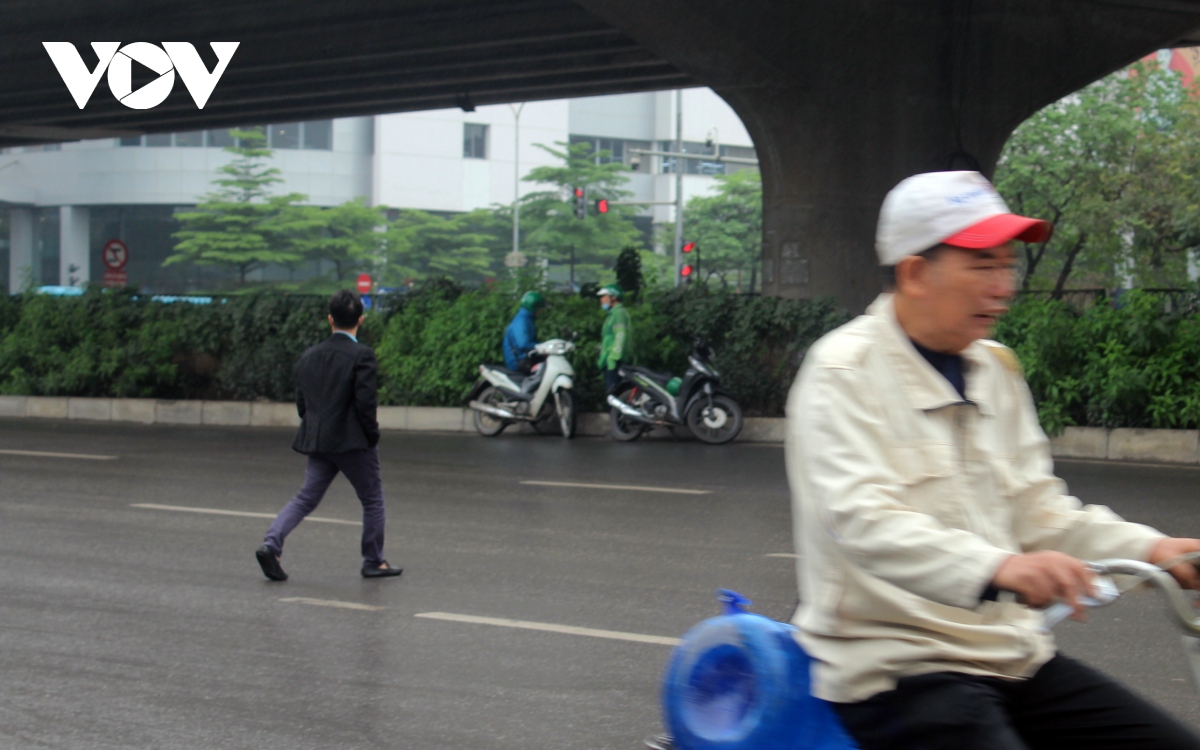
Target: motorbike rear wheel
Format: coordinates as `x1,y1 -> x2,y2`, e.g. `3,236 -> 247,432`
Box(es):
686,394 -> 743,445
472,386 -> 509,437
609,385 -> 647,442
555,389 -> 576,439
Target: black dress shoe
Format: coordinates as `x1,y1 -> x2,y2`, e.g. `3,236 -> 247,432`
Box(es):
361,560 -> 403,578
255,545 -> 288,581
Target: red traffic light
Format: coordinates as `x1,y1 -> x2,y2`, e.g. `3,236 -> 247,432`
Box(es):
681,264 -> 694,277
574,187 -> 584,198
682,242 -> 696,253
596,198 -> 609,214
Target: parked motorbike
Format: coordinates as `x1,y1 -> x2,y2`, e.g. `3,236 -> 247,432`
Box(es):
606,342 -> 743,444
467,339 -> 577,438
649,554 -> 1200,750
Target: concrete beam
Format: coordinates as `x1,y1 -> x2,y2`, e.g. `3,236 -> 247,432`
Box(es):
8,207 -> 32,294
59,206 -> 88,288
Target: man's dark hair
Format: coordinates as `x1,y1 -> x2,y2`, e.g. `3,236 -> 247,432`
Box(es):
329,289 -> 364,329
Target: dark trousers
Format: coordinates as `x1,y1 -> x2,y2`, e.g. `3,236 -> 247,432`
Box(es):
604,364 -> 623,393
263,447 -> 386,568
834,654 -> 1200,750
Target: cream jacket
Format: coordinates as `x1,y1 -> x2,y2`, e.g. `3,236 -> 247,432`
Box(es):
786,294 -> 1163,703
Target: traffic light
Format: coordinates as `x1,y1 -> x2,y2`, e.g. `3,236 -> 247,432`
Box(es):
680,263 -> 694,282
681,241 -> 697,283
682,241 -> 696,254
595,198 -> 609,214
573,187 -> 586,219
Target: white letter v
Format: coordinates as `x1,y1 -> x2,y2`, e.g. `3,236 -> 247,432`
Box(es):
164,42 -> 239,109
43,43 -> 121,109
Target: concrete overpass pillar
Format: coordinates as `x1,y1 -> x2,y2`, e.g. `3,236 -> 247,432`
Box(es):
8,208 -> 32,293
573,0 -> 1200,312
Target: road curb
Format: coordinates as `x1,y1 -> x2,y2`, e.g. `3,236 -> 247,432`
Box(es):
2,396 -> 1198,460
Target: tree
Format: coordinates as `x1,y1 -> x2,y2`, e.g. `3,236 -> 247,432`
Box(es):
518,142 -> 645,284
668,170 -> 762,292
995,61 -> 1200,295
613,245 -> 643,300
383,208 -> 510,285
297,198 -> 386,282
167,128 -> 319,284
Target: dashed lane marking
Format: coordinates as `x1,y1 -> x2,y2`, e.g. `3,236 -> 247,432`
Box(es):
415,612 -> 682,646
766,553 -> 801,558
279,597 -> 384,611
0,449 -> 117,460
520,480 -> 711,496
130,503 -> 359,526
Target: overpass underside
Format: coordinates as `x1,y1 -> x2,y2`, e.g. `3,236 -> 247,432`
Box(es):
4,0 -> 1200,311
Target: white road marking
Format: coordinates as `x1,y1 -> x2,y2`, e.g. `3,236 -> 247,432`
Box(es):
765,553 -> 801,558
520,480 -> 711,496
130,503 -> 359,526
1056,457 -> 1200,471
0,448 -> 117,460
415,612 -> 682,646
279,597 -> 384,611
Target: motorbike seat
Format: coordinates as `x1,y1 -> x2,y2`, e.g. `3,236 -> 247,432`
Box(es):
624,365 -> 674,384
483,365 -> 527,383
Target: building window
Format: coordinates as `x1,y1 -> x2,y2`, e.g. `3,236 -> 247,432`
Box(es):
302,120 -> 333,150
569,135 -> 650,170
207,129 -> 236,148
463,123 -> 488,159
174,131 -> 205,147
119,136 -> 142,147
269,123 -> 301,149
145,133 -> 172,147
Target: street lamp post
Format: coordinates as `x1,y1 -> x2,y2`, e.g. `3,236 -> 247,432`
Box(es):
672,89 -> 684,287
509,102 -> 525,256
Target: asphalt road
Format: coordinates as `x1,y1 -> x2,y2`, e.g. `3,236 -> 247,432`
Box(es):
0,419 -> 1198,749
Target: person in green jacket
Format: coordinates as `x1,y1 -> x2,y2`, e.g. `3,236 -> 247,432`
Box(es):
597,284 -> 634,392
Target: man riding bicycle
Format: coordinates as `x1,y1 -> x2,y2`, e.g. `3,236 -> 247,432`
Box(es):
786,170 -> 1200,749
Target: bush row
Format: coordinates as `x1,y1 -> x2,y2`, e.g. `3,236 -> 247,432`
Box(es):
0,285 -> 846,416
2,286 -> 1197,430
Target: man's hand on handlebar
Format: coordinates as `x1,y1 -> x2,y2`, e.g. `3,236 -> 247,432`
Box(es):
992,551 -> 1095,619
1148,537 -> 1200,590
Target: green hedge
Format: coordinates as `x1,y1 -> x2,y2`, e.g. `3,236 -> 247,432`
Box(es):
3,286 -> 1197,429
993,291 -> 1200,435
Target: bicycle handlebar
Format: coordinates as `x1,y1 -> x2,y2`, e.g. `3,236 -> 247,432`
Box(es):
1089,558 -> 1200,637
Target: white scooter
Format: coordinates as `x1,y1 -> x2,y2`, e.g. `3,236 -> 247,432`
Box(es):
467,339 -> 577,438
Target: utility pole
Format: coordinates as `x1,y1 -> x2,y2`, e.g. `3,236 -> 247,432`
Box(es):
672,89 -> 684,287
509,102 -> 525,256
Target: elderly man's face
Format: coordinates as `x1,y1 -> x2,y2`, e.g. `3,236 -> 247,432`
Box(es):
896,243 -> 1018,353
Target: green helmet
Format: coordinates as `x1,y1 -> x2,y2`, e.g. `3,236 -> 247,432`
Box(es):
520,290 -> 546,311
596,284 -> 623,301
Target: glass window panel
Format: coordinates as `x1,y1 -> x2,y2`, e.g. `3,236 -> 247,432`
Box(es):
269,123 -> 301,149
463,123 -> 488,159
145,133 -> 171,147
174,131 -> 204,147
119,136 -> 143,147
302,120 -> 332,150
207,129 -> 235,148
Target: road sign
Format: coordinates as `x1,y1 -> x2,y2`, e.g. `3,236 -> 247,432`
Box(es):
102,238 -> 128,270
102,269 -> 128,288
356,273 -> 372,294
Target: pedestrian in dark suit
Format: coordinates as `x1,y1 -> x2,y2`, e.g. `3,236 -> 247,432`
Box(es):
255,290 -> 402,581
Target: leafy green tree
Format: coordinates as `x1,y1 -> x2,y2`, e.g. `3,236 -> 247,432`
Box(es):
167,128 -> 319,284
613,245 -> 643,300
383,208 -> 510,285
297,198 -> 386,282
995,61 -> 1200,295
519,142 -> 645,283
674,170 -> 762,292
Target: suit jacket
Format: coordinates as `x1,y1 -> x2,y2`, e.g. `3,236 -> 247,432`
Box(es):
292,333 -> 380,454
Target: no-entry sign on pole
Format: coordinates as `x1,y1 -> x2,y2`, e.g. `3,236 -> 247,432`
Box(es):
102,239 -> 129,270
356,273 -> 372,294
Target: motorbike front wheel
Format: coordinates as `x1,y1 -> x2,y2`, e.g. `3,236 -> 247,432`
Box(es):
555,389 -> 576,439
472,386 -> 509,437
609,385 -> 647,442
686,394 -> 743,445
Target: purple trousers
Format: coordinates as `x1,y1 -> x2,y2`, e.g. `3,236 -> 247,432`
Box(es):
262,447 -> 386,568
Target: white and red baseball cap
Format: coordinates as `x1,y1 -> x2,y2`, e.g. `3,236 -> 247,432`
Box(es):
875,171 -> 1052,266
